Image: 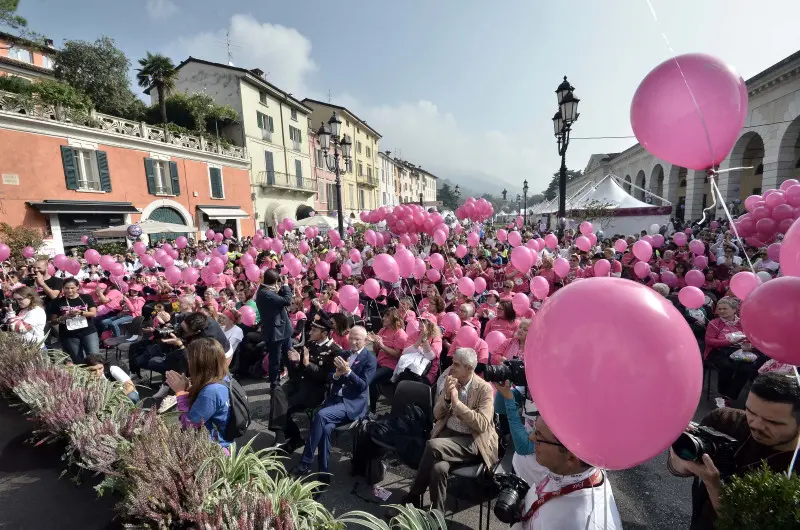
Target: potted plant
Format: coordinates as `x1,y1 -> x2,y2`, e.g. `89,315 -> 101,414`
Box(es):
716,464 -> 800,530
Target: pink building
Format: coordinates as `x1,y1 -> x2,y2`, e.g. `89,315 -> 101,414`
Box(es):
309,128 -> 338,215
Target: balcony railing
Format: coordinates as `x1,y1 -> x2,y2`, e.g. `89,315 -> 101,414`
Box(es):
0,90 -> 248,160
357,174 -> 379,187
257,170 -> 316,193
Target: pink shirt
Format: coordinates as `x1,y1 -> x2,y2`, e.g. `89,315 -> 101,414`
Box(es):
376,328 -> 409,370
477,302 -> 499,319
96,290 -> 123,318
290,311 -> 305,330
493,337 -> 523,363
331,331 -> 350,351
322,301 -> 339,313
483,317 -> 518,339
122,295 -> 145,317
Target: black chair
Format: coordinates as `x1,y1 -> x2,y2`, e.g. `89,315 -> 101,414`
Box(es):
371,380 -> 434,452
102,316 -> 144,360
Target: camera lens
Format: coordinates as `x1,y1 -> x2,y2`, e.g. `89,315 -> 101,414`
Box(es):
483,364 -> 510,383
494,488 -> 521,524
672,432 -> 707,462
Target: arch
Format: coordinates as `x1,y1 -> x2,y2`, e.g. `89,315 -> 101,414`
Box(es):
777,114 -> 800,183
623,174 -> 632,194
650,164 -> 665,204
140,198 -> 193,226
727,132 -> 765,201
149,207 -> 185,225
634,170 -> 646,200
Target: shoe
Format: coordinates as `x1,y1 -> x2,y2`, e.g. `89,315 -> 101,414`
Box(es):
291,463 -> 311,477
312,474 -> 331,500
153,384 -> 170,399
130,374 -> 144,384
158,395 -> 178,413
276,438 -> 304,455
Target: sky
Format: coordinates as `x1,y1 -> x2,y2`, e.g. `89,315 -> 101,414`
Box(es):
17,0 -> 800,197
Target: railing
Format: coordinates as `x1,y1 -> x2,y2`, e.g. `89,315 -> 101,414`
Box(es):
357,174 -> 379,187
0,90 -> 248,160
257,170 -> 316,192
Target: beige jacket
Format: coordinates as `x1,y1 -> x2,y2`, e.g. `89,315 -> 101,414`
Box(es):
432,375 -> 498,469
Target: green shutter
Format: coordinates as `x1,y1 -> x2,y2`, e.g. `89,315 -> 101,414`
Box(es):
169,161 -> 180,195
257,112 -> 263,129
268,116 -> 274,132
144,158 -> 156,194
96,150 -> 111,192
61,146 -> 78,190
210,167 -> 223,198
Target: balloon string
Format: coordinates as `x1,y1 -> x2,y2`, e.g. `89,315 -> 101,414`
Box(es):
789,367 -> 800,477
698,172 -> 719,227
709,177 -> 757,274
643,0 -> 717,168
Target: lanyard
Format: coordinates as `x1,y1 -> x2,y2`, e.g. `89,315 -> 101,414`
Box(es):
520,469 -> 604,522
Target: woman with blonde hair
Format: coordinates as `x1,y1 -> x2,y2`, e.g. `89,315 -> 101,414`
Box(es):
166,337 -> 233,448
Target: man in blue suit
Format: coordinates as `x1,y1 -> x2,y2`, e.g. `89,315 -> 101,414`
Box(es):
292,325 -> 376,482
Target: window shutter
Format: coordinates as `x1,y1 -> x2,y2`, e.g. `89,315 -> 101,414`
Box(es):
295,159 -> 302,179
96,150 -> 112,192
268,116 -> 274,132
297,129 -> 302,142
169,161 -> 180,195
61,146 -> 78,190
210,167 -> 223,198
144,158 -> 157,194
257,112 -> 263,129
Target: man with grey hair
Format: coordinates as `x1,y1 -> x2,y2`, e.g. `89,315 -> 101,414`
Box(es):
652,283 -> 670,297
390,347 -> 498,515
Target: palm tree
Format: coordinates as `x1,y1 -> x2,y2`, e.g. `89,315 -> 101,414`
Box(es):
136,52 -> 177,124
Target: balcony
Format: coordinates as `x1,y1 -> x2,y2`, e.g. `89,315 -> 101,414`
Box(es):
258,170 -> 316,195
357,174 -> 379,188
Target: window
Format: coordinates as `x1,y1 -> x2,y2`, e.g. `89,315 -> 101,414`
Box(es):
349,184 -> 355,207
327,183 -> 338,210
367,166 -> 372,178
256,112 -> 274,142
315,148 -> 325,168
358,162 -> 363,176
41,55 -> 54,69
289,126 -> 302,150
264,150 -> 275,185
259,91 -> 268,105
357,141 -> 362,154
290,108 -> 298,121
8,46 -> 32,63
60,146 -> 112,192
366,146 -> 371,157
295,159 -> 303,188
318,180 -> 326,202
144,158 -> 180,196
209,167 -> 224,199
346,120 -> 350,127
359,189 -> 366,210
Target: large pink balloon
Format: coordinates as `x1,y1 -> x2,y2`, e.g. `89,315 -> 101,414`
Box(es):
496,229 -> 507,243
175,236 -> 188,249
240,305 -> 256,327
455,244 -> 468,259
474,277 -> 487,294
614,239 -> 628,253
730,271 -> 761,299
84,249 -> 101,265
374,254 -> 400,283
164,265 -> 182,285
338,285 -> 360,313
510,246 -> 533,274
673,232 -> 688,247
484,331 -> 506,353
741,277 -> 800,364
315,261 -> 330,280
457,276 -> 475,297
442,312 -> 461,333
544,233 -> 558,250
678,286 -> 704,308
208,256 -> 224,274
579,221 -> 593,236
780,218 -> 800,277
684,269 -> 704,288
632,240 -> 653,262
661,270 -> 677,287
634,261 -> 651,279
631,53 -> 748,170
455,325 -> 478,346
182,267 -> 200,284
553,257 -> 569,278
363,278 -> 380,299
133,241 -> 147,256
593,259 -> 610,277
340,262 -> 352,278
466,232 -> 480,247
141,255 -> 156,268
428,253 -> 445,271
693,255 -> 709,269
412,259 -> 427,280
245,264 -> 261,282
525,277 -> 702,469
394,248 -> 414,278
575,235 -> 591,252
512,292 -> 529,314
531,276 -> 550,300
426,269 -> 441,282
508,231 -> 522,248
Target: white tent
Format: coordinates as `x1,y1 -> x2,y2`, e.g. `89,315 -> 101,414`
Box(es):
92,219 -> 197,237
294,215 -> 340,230
540,175 -> 672,236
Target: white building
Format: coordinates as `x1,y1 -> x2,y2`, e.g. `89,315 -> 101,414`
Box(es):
563,49 -> 800,222
162,58 -> 315,236
377,151 -> 398,207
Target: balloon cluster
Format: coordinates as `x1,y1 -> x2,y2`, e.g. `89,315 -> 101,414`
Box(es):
454,197 -> 495,223
733,179 -> 800,247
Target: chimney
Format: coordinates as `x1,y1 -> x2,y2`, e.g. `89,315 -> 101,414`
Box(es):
385,151 -> 391,157
250,68 -> 265,78
44,39 -> 54,48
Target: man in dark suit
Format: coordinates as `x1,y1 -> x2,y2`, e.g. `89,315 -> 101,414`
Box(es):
292,325 -> 376,481
255,269 -> 293,387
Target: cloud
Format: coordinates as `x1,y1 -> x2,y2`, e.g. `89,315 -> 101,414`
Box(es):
145,0 -> 178,20
165,14 -> 317,96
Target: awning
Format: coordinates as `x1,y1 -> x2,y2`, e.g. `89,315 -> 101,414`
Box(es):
197,206 -> 249,220
92,219 -> 198,237
28,200 -> 140,215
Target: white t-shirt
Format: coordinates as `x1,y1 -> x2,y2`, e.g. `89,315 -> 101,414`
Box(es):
346,259 -> 363,277
716,255 -> 742,266
223,325 -> 244,359
14,306 -> 47,345
522,469 -> 623,530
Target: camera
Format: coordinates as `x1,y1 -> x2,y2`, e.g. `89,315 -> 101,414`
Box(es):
153,325 -> 176,340
482,359 -> 526,386
493,473 -> 531,524
672,422 -> 738,476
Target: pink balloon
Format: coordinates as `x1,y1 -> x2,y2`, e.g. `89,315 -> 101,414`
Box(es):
324,250 -> 337,264
553,257 -> 569,278
297,240 -> 309,254
456,325 -> 478,346
466,232 -> 480,247
287,259 -> 302,277
442,312 -> 461,333
205,229 -> 215,240
741,277 -> 800,364
164,265 -> 182,284
651,234 -> 665,248
730,271 -> 762,299
693,255 -> 708,269
349,248 -> 361,263
579,221 -> 593,236
765,191 -> 786,209
140,255 -> 156,268
772,203 -> 794,222
455,244 -> 468,259
632,240 -> 653,262
544,233 -> 558,250
394,248 -> 414,278
433,230 -> 447,246
641,235 -> 654,245
243,264 -> 260,282
661,270 -> 678,287
175,236 -> 188,249
457,276 -> 475,297
631,53 -> 747,170
428,253 -> 445,270
159,255 -> 174,269
593,259 -> 611,277
207,256 -> 224,274
634,261 -> 651,279
222,227 -> 233,239
756,217 -> 777,238
425,269 -> 441,282
525,277 -> 702,469
531,276 -> 550,300
744,194 -> 763,212
781,179 -> 800,192
340,262 -> 352,278
182,267 -> 200,284
508,231 -> 522,247
22,246 -> 35,259
365,229 -> 377,246
214,233 -> 224,243
374,254 -> 400,283
363,278 -> 380,299
240,305 -> 256,326
512,292 -> 530,314
474,277 -> 487,294
587,233 -> 598,246
685,269 -> 705,288
688,239 -> 705,256
484,330 -> 506,353
780,218 -> 800,276
81,235 -> 89,245
575,235 -> 591,252
98,254 -> 114,270
510,246 -> 533,274
496,229 -> 507,243
271,239 -> 284,253
673,232 -> 688,246
133,242 -> 147,256
614,239 -> 628,253
412,259 -> 427,280
785,185 -> 800,207
678,286 -> 704,308
338,285 -> 359,313
314,261 -> 330,280
766,243 -> 781,262
84,249 -> 101,265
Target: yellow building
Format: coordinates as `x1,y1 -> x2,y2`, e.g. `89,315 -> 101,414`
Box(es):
302,99 -> 381,217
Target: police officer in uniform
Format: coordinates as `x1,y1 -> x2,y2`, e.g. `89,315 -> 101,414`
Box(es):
272,315 -> 343,452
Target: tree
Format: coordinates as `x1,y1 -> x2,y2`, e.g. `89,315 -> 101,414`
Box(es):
54,37 -> 141,119
136,52 -> 178,124
0,222 -> 43,263
569,200 -> 616,232
143,91 -> 237,133
438,183 -> 458,211
542,169 -> 583,201
0,0 -> 27,32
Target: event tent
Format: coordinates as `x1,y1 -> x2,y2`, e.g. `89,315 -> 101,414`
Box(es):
92,219 -> 198,237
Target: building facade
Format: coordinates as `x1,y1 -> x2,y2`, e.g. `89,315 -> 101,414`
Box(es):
393,158 -> 438,205
0,32 -> 56,80
565,49 -> 800,222
310,127 -> 339,215
377,151 -> 398,207
0,90 -> 252,255
302,99 -> 381,217
167,58 -> 314,236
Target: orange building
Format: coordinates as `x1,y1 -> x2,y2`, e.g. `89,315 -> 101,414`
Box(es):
0,92 -> 253,255
0,31 -> 57,80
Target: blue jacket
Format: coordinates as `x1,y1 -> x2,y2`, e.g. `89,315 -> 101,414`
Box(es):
327,347 -> 376,420
255,284 -> 293,342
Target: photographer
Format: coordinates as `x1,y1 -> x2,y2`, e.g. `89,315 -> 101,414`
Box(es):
255,269 -> 293,388
667,372 -> 800,529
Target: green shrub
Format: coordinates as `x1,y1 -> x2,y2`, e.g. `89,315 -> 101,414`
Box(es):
716,463 -> 800,530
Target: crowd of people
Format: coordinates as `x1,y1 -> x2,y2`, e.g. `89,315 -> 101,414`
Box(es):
0,210 -> 797,530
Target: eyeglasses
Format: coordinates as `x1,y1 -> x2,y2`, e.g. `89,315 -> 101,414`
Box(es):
533,432 -> 564,447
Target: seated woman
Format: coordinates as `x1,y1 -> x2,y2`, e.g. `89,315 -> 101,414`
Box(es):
330,312 -> 353,351
217,309 -> 244,368
368,308 -> 408,414
165,337 -> 233,448
482,300 -> 518,340
704,296 -> 767,406
395,317 -> 443,385
491,318 -> 530,364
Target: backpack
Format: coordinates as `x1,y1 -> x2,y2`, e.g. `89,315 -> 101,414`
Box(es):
223,377 -> 251,441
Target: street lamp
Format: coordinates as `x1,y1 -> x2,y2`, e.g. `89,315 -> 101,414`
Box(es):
553,76 -> 580,238
516,194 -> 521,217
317,111 -> 352,238
523,179 -> 529,228
502,188 -> 507,201
454,185 -> 461,208
419,192 -> 424,207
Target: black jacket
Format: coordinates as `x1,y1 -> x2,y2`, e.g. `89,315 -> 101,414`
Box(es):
255,284 -> 293,343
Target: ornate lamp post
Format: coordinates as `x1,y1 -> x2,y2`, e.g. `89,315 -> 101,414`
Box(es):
516,194 -> 521,218
454,185 -> 461,209
317,112 -> 352,238
553,76 -> 580,238
419,192 -> 424,207
523,179 -> 529,228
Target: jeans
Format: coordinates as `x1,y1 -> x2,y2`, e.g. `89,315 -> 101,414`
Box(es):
101,315 -> 134,337
369,366 -> 395,413
266,339 -> 289,385
61,333 -> 100,364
